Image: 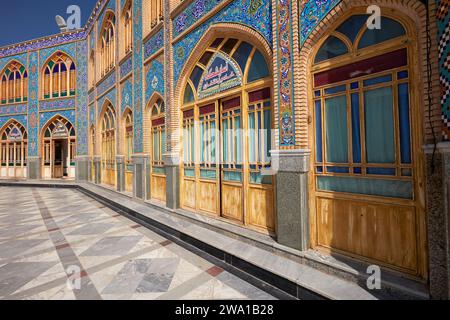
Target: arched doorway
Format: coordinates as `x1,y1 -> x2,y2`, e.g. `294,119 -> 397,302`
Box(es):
310,11 -> 426,277
146,97 -> 166,203
0,120 -> 27,179
180,37 -> 274,234
41,116 -> 76,179
123,109 -> 133,193
101,102 -> 117,187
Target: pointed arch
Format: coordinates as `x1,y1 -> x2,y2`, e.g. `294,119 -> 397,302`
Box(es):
0,118 -> 28,179
40,114 -> 77,179
0,60 -> 28,104
41,51 -> 76,99
99,98 -> 117,187
175,23 -> 272,110
99,10 -> 116,77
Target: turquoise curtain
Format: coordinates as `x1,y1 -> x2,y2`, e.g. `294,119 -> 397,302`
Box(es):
222,118 -> 228,163
325,95 -> 348,163
364,87 -> 395,164
248,112 -> 255,162
263,109 -> 271,163
235,116 -> 242,164
211,121 -> 216,163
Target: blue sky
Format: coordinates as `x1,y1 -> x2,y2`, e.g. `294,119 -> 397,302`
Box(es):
0,0 -> 98,47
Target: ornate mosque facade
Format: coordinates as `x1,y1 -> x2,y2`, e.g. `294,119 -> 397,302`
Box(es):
0,0 -> 450,298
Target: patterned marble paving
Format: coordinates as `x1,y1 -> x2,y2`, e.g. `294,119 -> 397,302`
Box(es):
0,187 -> 276,300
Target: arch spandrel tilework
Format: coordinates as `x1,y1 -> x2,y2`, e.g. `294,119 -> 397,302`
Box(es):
172,0 -> 272,86
39,110 -> 76,131
121,79 -> 133,115
39,43 -> 77,69
0,53 -> 28,74
299,0 -> 342,46
98,88 -> 117,117
145,59 -> 164,105
0,115 -> 27,131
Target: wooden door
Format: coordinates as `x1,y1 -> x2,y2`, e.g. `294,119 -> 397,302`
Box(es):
220,97 -> 244,223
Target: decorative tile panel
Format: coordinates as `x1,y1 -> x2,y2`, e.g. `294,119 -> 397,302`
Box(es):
97,72 -> 117,97
39,99 -> 75,112
120,56 -> 133,78
143,28 -> 164,60
0,104 -> 27,116
173,0 -> 226,38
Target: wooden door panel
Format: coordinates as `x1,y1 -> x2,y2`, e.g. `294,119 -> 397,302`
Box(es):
125,171 -> 133,193
198,180 -> 217,215
151,175 -> 166,202
221,183 -> 243,222
248,186 -> 275,231
316,197 -> 418,272
182,179 -> 196,210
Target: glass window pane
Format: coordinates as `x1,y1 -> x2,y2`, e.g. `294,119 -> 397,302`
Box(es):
358,18 -> 406,49
232,41 -> 253,73
314,36 -> 348,64
183,84 -> 194,104
336,15 -> 369,43
248,50 -> 269,83
325,95 -> 348,163
398,83 -> 411,164
364,87 -> 395,164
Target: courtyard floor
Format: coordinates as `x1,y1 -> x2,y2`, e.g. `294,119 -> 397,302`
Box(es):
0,186 -> 276,300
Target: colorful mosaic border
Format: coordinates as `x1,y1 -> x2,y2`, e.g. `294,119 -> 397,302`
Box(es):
133,0 -> 144,153
277,0 -> 295,147
76,40 -> 89,155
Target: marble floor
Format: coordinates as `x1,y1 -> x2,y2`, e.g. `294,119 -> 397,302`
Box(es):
0,186 -> 276,300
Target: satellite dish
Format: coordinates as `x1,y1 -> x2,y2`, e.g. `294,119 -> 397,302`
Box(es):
55,15 -> 68,32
